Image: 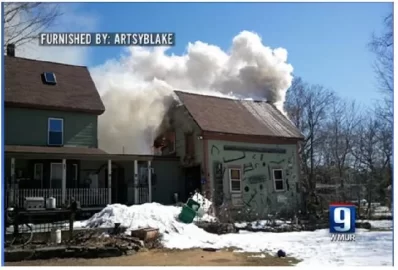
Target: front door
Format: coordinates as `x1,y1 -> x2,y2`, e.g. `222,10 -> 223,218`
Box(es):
105,168 -> 126,204
50,163 -> 63,189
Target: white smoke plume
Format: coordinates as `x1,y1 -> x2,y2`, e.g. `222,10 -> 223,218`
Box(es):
90,31 -> 294,155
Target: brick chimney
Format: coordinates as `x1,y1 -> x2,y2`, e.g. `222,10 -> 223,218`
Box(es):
6,44 -> 15,57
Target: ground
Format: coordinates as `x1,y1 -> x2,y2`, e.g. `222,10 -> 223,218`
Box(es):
6,249 -> 299,266
5,201 -> 393,266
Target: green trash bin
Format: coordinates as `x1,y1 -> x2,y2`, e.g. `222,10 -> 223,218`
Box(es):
187,198 -> 201,211
178,204 -> 197,224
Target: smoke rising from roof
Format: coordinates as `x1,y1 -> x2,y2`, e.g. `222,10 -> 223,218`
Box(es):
91,31 -> 294,154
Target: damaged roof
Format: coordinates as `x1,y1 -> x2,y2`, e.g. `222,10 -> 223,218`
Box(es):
174,91 -> 303,140
5,56 -> 105,115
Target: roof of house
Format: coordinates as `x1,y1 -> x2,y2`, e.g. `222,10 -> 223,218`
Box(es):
174,91 -> 304,140
5,56 -> 105,115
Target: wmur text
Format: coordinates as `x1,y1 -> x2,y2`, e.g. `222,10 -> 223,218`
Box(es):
330,234 -> 356,242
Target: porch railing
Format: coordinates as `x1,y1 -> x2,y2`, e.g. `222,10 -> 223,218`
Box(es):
7,188 -> 110,208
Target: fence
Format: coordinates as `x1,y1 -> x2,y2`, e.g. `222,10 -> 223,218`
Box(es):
138,185 -> 149,204
7,188 -> 110,208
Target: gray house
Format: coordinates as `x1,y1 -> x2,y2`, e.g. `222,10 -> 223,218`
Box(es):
4,45 -> 180,209
155,91 -> 304,219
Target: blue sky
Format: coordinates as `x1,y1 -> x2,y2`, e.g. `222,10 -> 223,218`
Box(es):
57,2 -> 392,107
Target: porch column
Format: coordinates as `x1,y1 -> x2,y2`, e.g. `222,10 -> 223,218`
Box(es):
148,160 -> 152,203
62,159 -> 66,204
108,160 -> 112,204
134,160 -> 139,204
10,158 -> 16,206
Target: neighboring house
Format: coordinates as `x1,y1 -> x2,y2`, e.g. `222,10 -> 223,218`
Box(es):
5,44 -> 180,209
156,91 -> 304,219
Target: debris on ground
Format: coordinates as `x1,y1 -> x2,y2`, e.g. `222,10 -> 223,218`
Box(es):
71,230 -> 144,252
277,250 -> 286,258
196,222 -> 238,235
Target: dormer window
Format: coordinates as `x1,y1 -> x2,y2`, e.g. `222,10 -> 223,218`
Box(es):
43,72 -> 57,85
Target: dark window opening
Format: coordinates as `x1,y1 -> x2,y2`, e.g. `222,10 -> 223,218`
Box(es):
273,169 -> 283,180
185,133 -> 195,156
273,169 -> 284,191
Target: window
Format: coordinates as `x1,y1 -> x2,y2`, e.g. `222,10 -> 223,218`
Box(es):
48,118 -> 64,146
229,168 -> 242,193
33,163 -> 43,183
43,72 -> 57,85
50,163 -> 63,188
273,169 -> 284,191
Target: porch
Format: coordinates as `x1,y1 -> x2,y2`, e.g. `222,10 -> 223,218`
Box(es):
5,145 -> 162,209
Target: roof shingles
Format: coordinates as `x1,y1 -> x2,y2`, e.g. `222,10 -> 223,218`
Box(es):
174,91 -> 303,139
5,56 -> 105,114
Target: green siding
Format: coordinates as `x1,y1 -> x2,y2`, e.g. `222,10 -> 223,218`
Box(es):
5,107 -> 98,147
152,160 -> 183,204
81,160 -> 182,205
207,140 -> 300,220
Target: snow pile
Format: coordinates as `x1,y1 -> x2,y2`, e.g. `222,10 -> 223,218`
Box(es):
82,202 -> 215,233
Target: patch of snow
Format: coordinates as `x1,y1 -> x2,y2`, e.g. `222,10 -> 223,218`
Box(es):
372,206 -> 392,217
359,220 -> 393,230
194,214 -> 217,223
6,221 -> 87,234
191,192 -> 212,213
249,254 -> 266,258
374,206 -> 390,212
234,222 -> 248,229
373,212 -> 392,217
235,219 -> 291,229
83,203 -> 392,266
72,220 -> 87,228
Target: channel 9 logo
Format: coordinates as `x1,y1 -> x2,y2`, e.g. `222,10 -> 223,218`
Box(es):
329,203 -> 356,242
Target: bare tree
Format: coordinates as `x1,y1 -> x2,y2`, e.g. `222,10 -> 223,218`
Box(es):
324,98 -> 360,200
352,116 -> 387,218
368,13 -> 393,124
4,3 -> 61,48
375,120 -> 393,204
285,77 -> 335,193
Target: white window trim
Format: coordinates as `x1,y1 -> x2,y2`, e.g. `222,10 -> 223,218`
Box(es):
72,164 -> 78,182
48,117 -> 64,146
273,169 -> 285,192
34,163 -> 43,187
229,168 -> 242,193
50,162 -> 63,188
